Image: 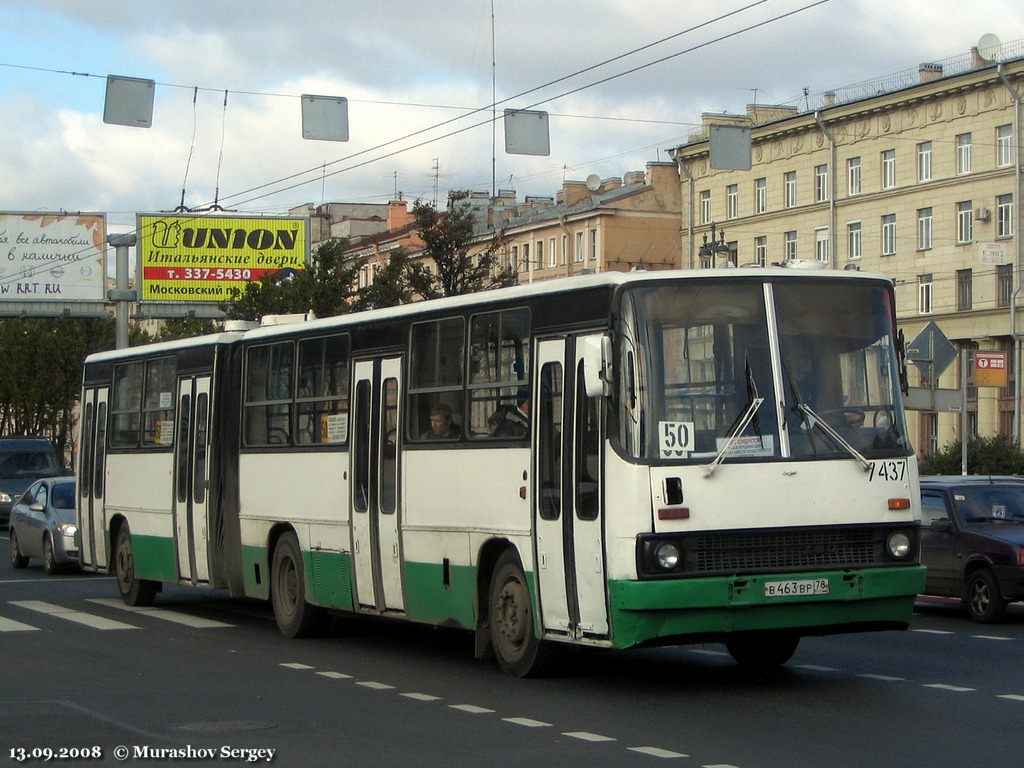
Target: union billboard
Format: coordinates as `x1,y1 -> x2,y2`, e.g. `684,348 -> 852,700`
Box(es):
0,212 -> 106,302
137,214 -> 309,303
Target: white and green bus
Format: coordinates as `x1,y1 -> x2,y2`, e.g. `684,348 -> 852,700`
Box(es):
77,268 -> 926,676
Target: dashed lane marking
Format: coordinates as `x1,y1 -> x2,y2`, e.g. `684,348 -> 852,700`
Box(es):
86,598 -> 233,628
564,732 -> 616,742
449,704 -> 495,714
924,683 -> 975,692
10,600 -> 138,631
503,717 -> 551,727
628,746 -> 688,759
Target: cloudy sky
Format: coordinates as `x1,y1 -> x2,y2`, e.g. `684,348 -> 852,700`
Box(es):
2,0 -> 1023,233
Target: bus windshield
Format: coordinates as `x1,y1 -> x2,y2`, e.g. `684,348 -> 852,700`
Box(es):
616,278 -> 910,464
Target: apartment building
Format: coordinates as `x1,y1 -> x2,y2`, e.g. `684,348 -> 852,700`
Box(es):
476,161 -> 682,282
667,40 -> 1024,455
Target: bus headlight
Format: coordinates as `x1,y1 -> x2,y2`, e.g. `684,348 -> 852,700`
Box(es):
653,542 -> 681,571
887,531 -> 912,560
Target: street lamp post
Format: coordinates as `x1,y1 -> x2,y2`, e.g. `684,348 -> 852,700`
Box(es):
106,233 -> 138,350
698,222 -> 730,267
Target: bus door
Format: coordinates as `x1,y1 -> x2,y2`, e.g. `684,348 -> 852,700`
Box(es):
350,357 -> 404,613
173,375 -> 212,584
78,387 -> 109,570
534,337 -> 609,640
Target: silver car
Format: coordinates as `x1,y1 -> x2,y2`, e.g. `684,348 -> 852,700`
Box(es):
9,477 -> 78,574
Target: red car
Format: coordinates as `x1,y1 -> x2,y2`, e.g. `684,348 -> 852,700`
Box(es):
920,476 -> 1024,623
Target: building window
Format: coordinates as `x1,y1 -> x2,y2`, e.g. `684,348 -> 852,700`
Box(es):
814,164 -> 828,202
574,231 -> 584,263
956,133 -> 972,174
754,178 -> 767,213
847,157 -> 861,196
957,201 -> 973,244
726,184 -> 738,219
997,193 -> 1014,238
997,264 -> 1013,308
784,230 -> 797,260
783,171 -> 797,208
847,221 -> 862,260
997,125 -> 1014,167
561,235 -> 568,265
549,237 -> 557,267
522,243 -> 529,270
754,236 -> 767,267
881,149 -> 896,189
917,207 -> 932,251
700,190 -> 712,224
918,274 -> 932,315
957,268 -> 973,311
920,412 -> 938,456
589,229 -> 598,260
917,141 -> 932,182
881,214 -> 896,256
815,227 -> 829,263
536,239 -> 544,268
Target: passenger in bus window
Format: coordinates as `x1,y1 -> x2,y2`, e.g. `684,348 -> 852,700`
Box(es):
422,403 -> 462,439
495,396 -> 529,437
487,409 -> 507,435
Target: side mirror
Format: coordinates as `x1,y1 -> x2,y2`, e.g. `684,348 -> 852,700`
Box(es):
929,518 -> 952,534
581,335 -> 612,398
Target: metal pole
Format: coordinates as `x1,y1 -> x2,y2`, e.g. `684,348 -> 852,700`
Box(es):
106,233 -> 137,350
961,350 -> 969,476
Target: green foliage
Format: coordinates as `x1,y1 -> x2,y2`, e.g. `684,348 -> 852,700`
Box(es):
223,238 -> 359,321
409,194 -> 514,299
156,317 -> 219,342
0,317 -> 117,459
352,247 -> 419,311
919,433 -> 1024,476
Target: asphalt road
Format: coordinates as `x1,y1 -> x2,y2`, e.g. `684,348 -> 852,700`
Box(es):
2,532 -> 1022,768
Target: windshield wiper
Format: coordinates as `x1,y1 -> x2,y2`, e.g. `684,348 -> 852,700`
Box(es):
795,403 -> 872,472
703,396 -> 764,478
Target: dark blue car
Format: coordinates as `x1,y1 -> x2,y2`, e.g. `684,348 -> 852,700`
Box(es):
0,437 -> 64,528
920,476 -> 1024,623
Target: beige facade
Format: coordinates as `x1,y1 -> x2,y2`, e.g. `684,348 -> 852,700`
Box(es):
668,44 -> 1024,456
476,161 -> 682,282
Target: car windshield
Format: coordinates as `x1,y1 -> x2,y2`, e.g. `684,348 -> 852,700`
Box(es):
953,486 -> 1024,522
0,449 -> 61,478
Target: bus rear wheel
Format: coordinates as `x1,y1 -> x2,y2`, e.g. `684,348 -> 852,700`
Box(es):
725,632 -> 799,670
114,523 -> 158,606
271,532 -> 330,638
488,550 -> 553,677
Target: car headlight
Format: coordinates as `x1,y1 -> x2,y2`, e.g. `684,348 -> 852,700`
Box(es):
887,531 -> 912,560
57,523 -> 78,537
0,491 -> 11,503
653,541 -> 681,570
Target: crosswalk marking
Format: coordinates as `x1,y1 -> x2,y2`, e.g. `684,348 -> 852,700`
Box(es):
0,615 -> 40,632
87,598 -> 232,628
10,600 -> 139,630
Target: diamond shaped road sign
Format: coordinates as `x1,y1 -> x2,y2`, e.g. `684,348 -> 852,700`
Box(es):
905,321 -> 958,386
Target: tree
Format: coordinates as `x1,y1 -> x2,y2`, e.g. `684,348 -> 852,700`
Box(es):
0,317 -> 117,459
408,193 -> 514,299
920,433 -> 1024,476
156,317 -> 219,341
224,238 -> 359,321
352,248 -> 420,311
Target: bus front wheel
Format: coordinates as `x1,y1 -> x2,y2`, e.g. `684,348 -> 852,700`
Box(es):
488,550 -> 553,677
271,532 -> 330,638
114,523 -> 158,607
725,632 -> 799,670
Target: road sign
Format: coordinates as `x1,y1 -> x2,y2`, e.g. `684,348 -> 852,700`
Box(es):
975,351 -> 1008,387
905,321 -> 958,386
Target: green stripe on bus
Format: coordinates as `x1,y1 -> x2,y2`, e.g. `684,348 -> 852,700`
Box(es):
403,560 -> 478,629
129,534 -> 178,583
607,565 -> 927,649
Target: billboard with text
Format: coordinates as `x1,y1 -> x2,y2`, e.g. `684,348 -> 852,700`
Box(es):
0,212 -> 106,302
137,214 -> 308,303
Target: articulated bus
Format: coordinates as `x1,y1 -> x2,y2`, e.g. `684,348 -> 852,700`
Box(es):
77,268 -> 926,676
